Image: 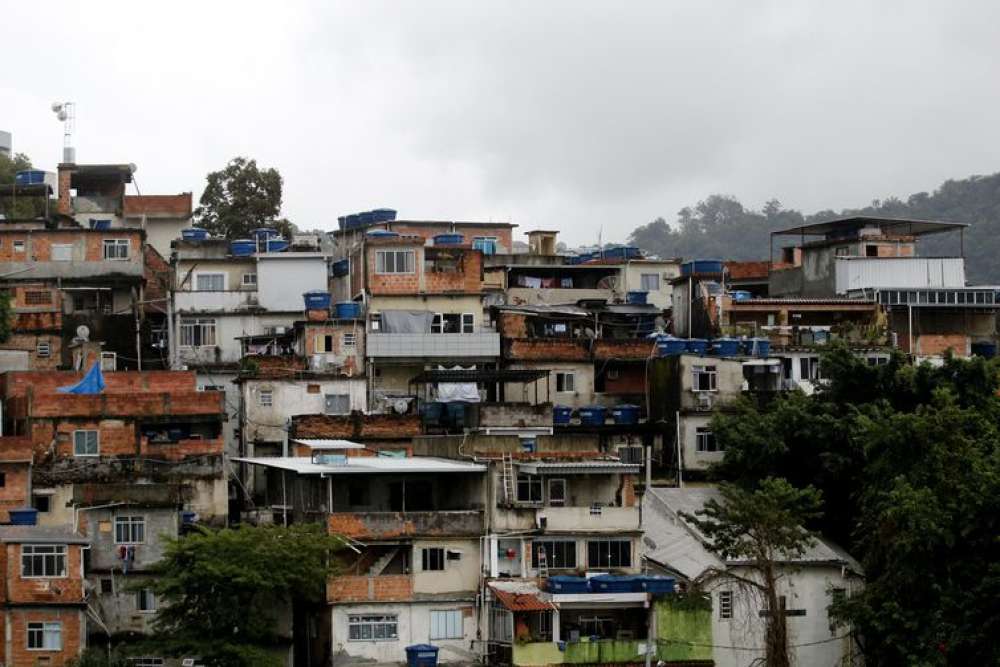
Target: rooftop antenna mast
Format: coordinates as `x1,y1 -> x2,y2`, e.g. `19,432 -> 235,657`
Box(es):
51,101 -> 76,163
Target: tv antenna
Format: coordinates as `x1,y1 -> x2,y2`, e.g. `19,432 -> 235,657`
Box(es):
50,101 -> 76,163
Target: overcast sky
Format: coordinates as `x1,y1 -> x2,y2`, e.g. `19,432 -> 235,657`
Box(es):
4,1 -> 1000,245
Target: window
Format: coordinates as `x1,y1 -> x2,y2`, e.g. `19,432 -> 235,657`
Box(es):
52,244 -> 73,261
27,621 -> 61,650
719,590 -> 733,619
13,240 -> 25,253
180,318 -> 216,347
865,244 -> 878,257
429,610 -> 463,640
100,351 -> 117,372
348,614 -> 398,641
315,333 -> 334,353
36,340 -> 51,358
835,245 -> 850,257
587,539 -> 632,568
375,249 -> 415,274
324,394 -> 350,415
32,495 -> 50,512
22,545 -> 67,578
516,474 -> 542,503
519,436 -> 536,454
369,313 -> 382,332
799,356 -> 821,380
103,239 -> 130,260
640,273 -> 660,291
100,578 -> 113,594
199,384 -> 224,392
531,540 -> 576,569
343,332 -> 356,347
472,236 -> 498,255
195,273 -> 225,291
548,479 -> 567,506
555,372 -> 575,393
136,587 -> 157,613
24,290 -> 52,305
695,427 -> 721,453
242,272 -> 257,287
259,389 -> 273,407
0,472 -> 4,487
422,547 -> 445,571
461,313 -> 474,333
74,430 -> 99,456
692,365 -> 717,392
115,516 -> 146,544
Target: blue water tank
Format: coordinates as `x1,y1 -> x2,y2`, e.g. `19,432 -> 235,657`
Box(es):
655,335 -> 687,356
603,246 -> 641,260
639,575 -> 676,595
548,576 -> 590,593
972,342 -> 997,358
252,227 -> 277,240
15,170 -> 46,185
372,208 -> 397,223
265,238 -> 289,252
359,211 -> 375,226
9,508 -> 38,526
89,219 -> 112,230
681,259 -> 724,276
345,214 -> 361,228
578,406 -> 607,426
553,405 -> 573,425
686,338 -> 709,355
405,644 -> 439,667
332,259 -> 350,277
731,290 -> 752,302
230,239 -> 256,256
182,228 -> 208,241
303,291 -> 332,310
590,575 -> 641,593
626,291 -> 648,305
611,404 -> 640,425
713,338 -> 742,357
334,301 -> 362,319
749,337 -> 771,357
367,230 -> 400,238
434,233 -> 464,246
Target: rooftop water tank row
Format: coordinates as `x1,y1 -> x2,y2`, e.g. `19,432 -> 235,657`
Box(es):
554,404 -> 641,426
654,335 -> 770,358
680,259 -> 725,276
339,208 -> 397,230
547,575 -> 675,595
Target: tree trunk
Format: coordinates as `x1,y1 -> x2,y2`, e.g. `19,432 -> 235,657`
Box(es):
764,564 -> 790,667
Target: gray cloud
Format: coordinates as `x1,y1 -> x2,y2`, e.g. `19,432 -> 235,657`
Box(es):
4,1 -> 1000,245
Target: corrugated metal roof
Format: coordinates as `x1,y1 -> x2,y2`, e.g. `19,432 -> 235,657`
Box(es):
292,439 -> 366,450
731,298 -> 876,306
232,456 -> 487,475
772,216 -> 968,237
518,461 -> 643,475
489,581 -> 555,611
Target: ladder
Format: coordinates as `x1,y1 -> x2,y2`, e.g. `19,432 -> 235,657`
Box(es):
536,545 -> 549,579
500,453 -> 515,505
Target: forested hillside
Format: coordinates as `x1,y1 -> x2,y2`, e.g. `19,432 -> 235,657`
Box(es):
628,172 -> 1000,283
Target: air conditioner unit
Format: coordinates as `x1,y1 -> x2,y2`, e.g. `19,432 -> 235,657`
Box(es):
697,392 -> 714,410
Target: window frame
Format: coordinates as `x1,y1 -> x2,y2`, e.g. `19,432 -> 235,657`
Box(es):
194,272 -> 226,291
36,339 -> 51,358
692,365 -> 718,392
103,239 -> 131,261
21,544 -> 68,579
347,614 -> 399,642
516,474 -> 543,503
259,389 -> 274,407
374,249 -> 415,275
640,273 -> 660,291
695,426 -> 721,453
555,371 -> 575,393
136,587 -> 157,613
73,429 -> 99,457
26,621 -> 62,651
719,590 -> 734,619
179,318 -> 217,348
115,515 -> 146,545
324,393 -> 351,415
531,539 -> 577,569
461,313 -> 475,333
547,478 -> 567,506
429,609 -> 464,640
241,272 -> 258,287
422,547 -> 445,572
342,332 -> 357,347
586,538 -> 632,568
100,351 -> 117,372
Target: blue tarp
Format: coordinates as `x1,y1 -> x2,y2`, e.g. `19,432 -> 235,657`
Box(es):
57,362 -> 106,394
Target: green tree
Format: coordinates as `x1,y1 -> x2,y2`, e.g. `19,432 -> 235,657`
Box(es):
0,288 -> 12,343
195,157 -> 293,240
145,524 -> 344,667
682,478 -> 823,667
0,151 -> 47,219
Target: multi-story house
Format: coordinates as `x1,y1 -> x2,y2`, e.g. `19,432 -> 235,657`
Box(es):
0,366 -> 227,654
123,193 -> 193,259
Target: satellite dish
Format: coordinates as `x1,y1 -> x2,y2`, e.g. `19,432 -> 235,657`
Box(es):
57,110 -> 68,121
129,163 -> 138,174
51,102 -> 63,112
76,325 -> 90,341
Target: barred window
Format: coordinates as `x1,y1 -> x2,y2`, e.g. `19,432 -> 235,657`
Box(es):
24,290 -> 52,305
348,614 -> 398,641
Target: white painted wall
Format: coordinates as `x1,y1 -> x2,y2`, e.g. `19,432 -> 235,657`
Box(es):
331,601 -> 478,665
178,312 -> 301,364
242,377 -> 368,443
679,412 -> 722,472
257,254 -> 329,312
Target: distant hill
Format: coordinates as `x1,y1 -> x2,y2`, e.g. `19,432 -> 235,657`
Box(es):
627,172 -> 1000,284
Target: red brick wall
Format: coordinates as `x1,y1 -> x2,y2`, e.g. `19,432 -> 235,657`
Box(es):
367,244 -> 422,295
0,461 -> 31,523
602,367 -> 646,395
327,574 -> 413,603
424,248 -> 483,293
22,390 -> 225,419
505,339 -> 590,361
497,313 -> 528,337
915,334 -> 969,356
0,230 -> 142,263
593,339 -> 656,361
2,543 -> 85,605
2,370 -> 199,398
292,413 -> 421,440
1,609 -> 83,666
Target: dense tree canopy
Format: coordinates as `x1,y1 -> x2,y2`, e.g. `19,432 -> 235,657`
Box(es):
627,171 -> 1000,282
709,345 -> 1000,665
144,524 -> 344,667
195,157 -> 294,240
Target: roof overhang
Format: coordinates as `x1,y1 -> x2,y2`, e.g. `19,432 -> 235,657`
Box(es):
518,461 -> 642,475
771,216 -> 967,238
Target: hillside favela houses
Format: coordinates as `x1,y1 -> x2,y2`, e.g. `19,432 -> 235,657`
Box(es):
5,158 -> 989,667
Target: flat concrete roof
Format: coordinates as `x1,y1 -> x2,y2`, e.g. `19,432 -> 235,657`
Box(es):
233,455 -> 487,475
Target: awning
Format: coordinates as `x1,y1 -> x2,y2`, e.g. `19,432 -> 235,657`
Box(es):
410,369 -> 550,384
518,461 -> 643,475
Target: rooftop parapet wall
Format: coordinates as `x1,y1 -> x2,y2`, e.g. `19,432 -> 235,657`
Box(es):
328,510 -> 485,540
14,390 -> 225,419
1,370 -> 200,398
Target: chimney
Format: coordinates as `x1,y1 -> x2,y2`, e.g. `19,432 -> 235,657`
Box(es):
57,164 -> 74,216
527,230 -> 558,256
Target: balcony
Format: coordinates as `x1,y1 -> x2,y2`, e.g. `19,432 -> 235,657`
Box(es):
175,290 -> 260,313
328,510 -> 484,539
367,332 -> 500,358
536,506 -> 640,532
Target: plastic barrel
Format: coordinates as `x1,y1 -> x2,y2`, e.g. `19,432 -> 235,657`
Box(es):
9,508 -> 38,526
578,405 -> 607,426
686,338 -> 709,355
626,291 -> 648,305
553,405 -> 573,425
372,208 -> 397,222
265,238 -> 289,252
303,291 -> 332,310
712,338 -> 742,356
433,233 -> 464,245
334,301 -> 362,319
182,228 -> 208,241
332,259 -> 350,277
359,211 -> 375,226
230,239 -> 256,256
611,404 -> 640,425
548,576 -> 590,593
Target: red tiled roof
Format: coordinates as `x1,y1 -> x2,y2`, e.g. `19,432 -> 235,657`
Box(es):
489,584 -> 555,611
124,194 -> 192,217
725,260 -> 770,280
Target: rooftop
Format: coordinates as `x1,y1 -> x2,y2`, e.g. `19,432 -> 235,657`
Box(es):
0,525 -> 90,545
771,215 -> 968,238
232,455 -> 487,475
